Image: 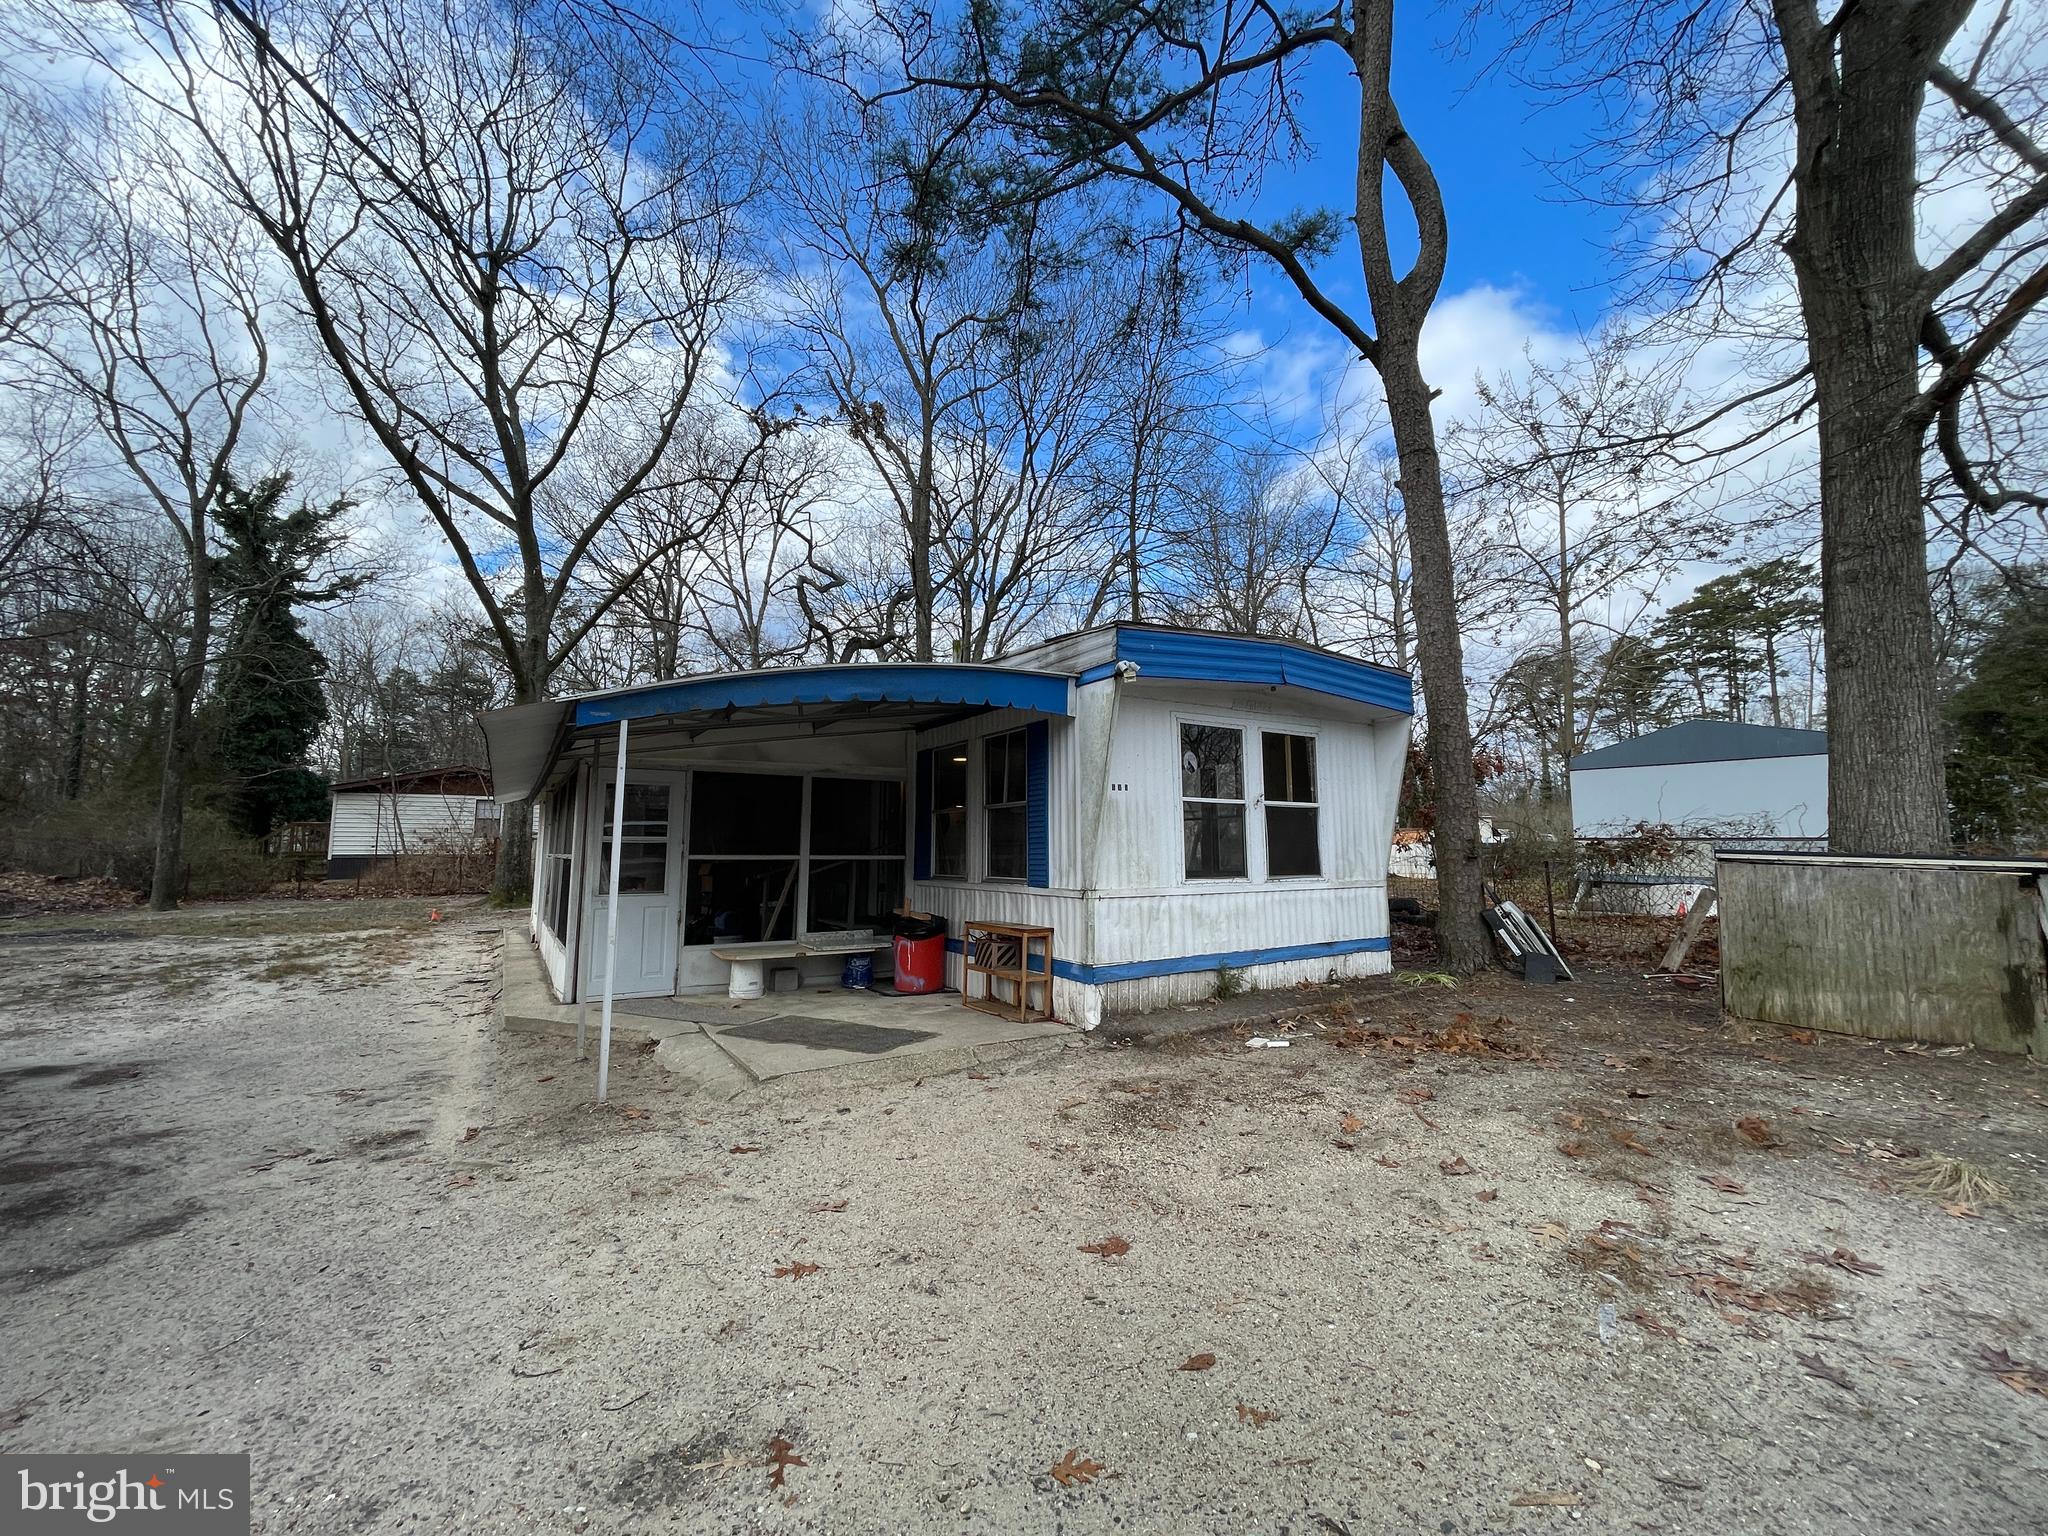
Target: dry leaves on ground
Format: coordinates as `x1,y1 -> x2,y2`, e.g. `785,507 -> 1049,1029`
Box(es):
1375,1154 -> 1401,1169
1612,1130 -> 1656,1158
1395,1086 -> 1434,1106
1235,1402 -> 1278,1427
812,1199 -> 849,1214
1800,1248 -> 1884,1276
766,1437 -> 805,1489
458,1125 -> 481,1143
1796,1352 -> 1853,1391
1736,1116 -> 1782,1148
1628,1308 -> 1680,1339
1979,1346 -> 2048,1397
1179,1353 -> 1217,1372
729,1143 -> 763,1153
1049,1450 -> 1104,1487
1475,1188 -> 1499,1202
1557,1141 -> 1589,1158
619,1107 -> 649,1121
1530,1221 -> 1570,1243
1439,1156 -> 1475,1176
773,1261 -> 821,1280
1079,1236 -> 1131,1258
1699,1174 -> 1747,1194
1340,1112 -> 1366,1134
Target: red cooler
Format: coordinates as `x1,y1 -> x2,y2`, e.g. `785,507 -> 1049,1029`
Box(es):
892,917 -> 948,993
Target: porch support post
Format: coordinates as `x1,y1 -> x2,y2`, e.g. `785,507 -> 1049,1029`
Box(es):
596,718 -> 630,1103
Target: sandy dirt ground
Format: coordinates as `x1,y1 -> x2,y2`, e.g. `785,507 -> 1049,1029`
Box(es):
1,899 -> 2044,1535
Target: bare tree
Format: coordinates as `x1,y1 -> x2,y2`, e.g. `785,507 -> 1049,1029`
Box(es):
0,75 -> 277,907
60,0 -> 761,898
825,0 -> 1496,967
1448,334 -> 1722,775
1499,0 -> 2048,853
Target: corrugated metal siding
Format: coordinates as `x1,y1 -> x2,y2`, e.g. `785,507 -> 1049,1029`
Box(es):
326,792 -> 483,857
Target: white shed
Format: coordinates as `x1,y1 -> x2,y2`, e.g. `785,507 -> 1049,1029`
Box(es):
1568,721 -> 1828,839
326,766 -> 499,877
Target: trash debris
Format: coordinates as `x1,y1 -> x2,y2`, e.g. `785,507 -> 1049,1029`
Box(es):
1597,1301 -> 1617,1344
1245,1037 -> 1291,1049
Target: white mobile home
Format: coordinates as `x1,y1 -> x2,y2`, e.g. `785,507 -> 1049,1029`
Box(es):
480,624 -> 1414,1029
1569,721 -> 1828,839
325,766 -> 500,878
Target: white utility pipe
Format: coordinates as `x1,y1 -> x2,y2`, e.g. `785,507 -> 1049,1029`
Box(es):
596,718 -> 630,1102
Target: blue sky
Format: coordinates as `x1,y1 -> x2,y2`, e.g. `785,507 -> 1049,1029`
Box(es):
693,1 -> 1623,372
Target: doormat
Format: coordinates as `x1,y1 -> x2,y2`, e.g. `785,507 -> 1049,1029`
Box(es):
716,1015 -> 939,1055
867,982 -> 961,999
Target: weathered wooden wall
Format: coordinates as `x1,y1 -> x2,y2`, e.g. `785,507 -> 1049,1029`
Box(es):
1718,855 -> 2046,1054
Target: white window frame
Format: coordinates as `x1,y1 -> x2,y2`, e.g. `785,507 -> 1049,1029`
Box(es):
1176,715 -> 1250,883
982,727 -> 1029,882
1259,728 -> 1323,880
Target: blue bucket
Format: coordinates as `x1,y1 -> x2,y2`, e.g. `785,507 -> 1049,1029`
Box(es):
841,954 -> 874,990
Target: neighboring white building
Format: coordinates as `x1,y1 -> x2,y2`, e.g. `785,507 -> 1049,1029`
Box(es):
480,624 -> 1414,1029
326,766 -> 499,878
1568,721 -> 1828,838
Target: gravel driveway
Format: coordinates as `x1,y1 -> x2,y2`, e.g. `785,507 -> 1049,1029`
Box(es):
2,900 -> 2044,1534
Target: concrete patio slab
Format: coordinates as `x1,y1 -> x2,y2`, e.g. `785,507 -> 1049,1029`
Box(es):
495,929 -> 1076,1091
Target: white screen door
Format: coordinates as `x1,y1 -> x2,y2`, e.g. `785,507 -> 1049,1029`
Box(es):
581,775 -> 681,999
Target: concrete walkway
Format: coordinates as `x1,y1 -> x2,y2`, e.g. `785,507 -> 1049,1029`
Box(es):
496,930 -> 1074,1093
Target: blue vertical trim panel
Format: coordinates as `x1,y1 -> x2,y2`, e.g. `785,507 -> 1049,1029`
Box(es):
913,748 -> 934,881
1025,719 -> 1050,888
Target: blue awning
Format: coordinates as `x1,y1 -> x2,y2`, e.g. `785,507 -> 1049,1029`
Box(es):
571,663 -> 1072,728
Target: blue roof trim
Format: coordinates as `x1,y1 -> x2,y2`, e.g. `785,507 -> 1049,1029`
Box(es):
1111,629 -> 1412,714
572,665 -> 1073,728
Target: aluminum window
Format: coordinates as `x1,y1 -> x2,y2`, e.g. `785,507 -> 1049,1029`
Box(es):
931,744 -> 969,879
1261,732 -> 1320,878
983,729 -> 1029,880
1180,723 -> 1247,879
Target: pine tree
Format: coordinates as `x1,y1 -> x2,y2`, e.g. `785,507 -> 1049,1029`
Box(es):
1946,581 -> 2048,849
211,473 -> 363,836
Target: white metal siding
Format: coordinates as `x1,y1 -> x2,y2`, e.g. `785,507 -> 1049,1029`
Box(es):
1570,755 -> 1828,838
327,792 -> 487,857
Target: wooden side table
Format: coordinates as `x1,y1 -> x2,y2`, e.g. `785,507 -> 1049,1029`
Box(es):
964,922 -> 1054,1023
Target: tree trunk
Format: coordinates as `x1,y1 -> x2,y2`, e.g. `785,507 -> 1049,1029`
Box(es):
62,663 -> 90,801
1380,350 -> 1489,971
148,654 -> 202,910
1775,0 -> 1955,854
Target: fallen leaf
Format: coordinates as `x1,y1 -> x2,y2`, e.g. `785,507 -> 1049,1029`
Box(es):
1978,1346 -> 2048,1396
1627,1308 -> 1680,1339
1786,1029 -> 1818,1045
1078,1235 -> 1131,1258
535,1075 -> 555,1083
1439,1155 -> 1475,1176
773,1261 -> 821,1280
1944,1202 -> 1982,1220
1475,1188 -> 1499,1202
1612,1129 -> 1656,1158
1511,1491 -> 1582,1508
729,1144 -> 764,1153
812,1199 -> 849,1214
620,1107 -> 649,1121
1796,1352 -> 1853,1391
1049,1449 -> 1105,1487
767,1436 -> 805,1489
1799,1247 -> 1884,1276
1331,1138 -> 1357,1151
1530,1221 -> 1570,1243
458,1125 -> 481,1143
1395,1086 -> 1434,1106
1699,1174 -> 1747,1194
1557,1112 -> 1587,1132
1341,1112 -> 1366,1134
1735,1116 -> 1781,1147
1235,1402 -> 1278,1427
1374,1154 -> 1401,1169
1556,1141 -> 1589,1158
1178,1353 -> 1217,1372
